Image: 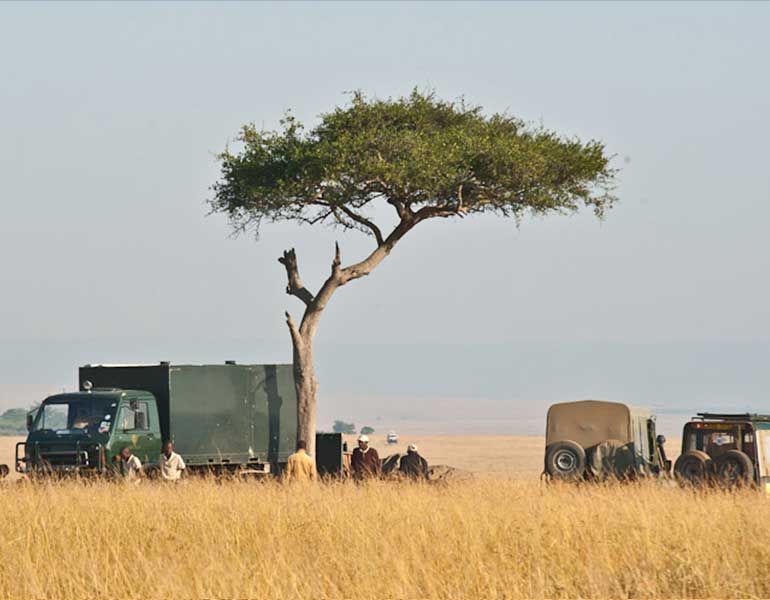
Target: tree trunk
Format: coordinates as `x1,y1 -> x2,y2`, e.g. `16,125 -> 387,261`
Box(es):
278,222 -> 415,460
291,330 -> 318,456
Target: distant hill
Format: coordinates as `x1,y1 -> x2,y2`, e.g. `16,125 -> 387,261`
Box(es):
0,408 -> 28,435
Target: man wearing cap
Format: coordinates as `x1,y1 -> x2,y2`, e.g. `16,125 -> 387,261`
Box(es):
351,434 -> 381,480
399,443 -> 429,480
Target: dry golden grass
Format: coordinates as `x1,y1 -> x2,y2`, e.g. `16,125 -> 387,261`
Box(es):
0,477 -> 768,599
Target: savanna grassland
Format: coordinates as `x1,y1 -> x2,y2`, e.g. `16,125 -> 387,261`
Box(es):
2,434 -> 754,599
0,477 -> 768,599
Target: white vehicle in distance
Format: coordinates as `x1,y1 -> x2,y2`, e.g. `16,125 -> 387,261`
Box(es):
387,430 -> 398,444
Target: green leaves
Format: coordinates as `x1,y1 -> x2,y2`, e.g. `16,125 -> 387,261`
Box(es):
210,90 -> 616,239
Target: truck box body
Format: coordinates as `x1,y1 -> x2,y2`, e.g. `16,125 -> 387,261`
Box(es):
79,363 -> 297,466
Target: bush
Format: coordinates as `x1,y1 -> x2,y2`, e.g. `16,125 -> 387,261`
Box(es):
332,420 -> 355,434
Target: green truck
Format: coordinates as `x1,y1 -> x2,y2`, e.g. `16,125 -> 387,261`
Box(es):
16,362 -> 342,477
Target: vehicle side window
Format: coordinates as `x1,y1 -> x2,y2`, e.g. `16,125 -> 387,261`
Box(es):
134,403 -> 149,430
743,431 -> 755,458
646,419 -> 656,462
118,402 -> 149,431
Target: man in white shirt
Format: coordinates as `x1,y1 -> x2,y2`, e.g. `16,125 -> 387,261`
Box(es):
159,440 -> 186,481
120,446 -> 142,482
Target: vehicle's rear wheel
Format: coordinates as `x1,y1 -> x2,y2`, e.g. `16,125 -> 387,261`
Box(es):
545,440 -> 586,480
588,439 -> 635,480
674,450 -> 712,484
714,450 -> 753,486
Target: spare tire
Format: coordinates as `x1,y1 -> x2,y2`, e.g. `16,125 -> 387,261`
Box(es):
714,450 -> 753,486
588,439 -> 635,480
545,440 -> 586,480
674,450 -> 712,484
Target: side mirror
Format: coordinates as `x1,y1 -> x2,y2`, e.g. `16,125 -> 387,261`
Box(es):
26,414 -> 33,432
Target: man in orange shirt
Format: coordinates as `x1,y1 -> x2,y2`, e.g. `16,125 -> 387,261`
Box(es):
284,440 -> 317,481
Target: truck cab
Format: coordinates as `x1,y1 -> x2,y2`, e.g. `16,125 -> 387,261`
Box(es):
17,387 -> 161,475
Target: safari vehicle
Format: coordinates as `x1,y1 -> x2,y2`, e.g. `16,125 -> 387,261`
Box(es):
17,362 -> 344,478
544,400 -> 670,481
674,413 -> 770,488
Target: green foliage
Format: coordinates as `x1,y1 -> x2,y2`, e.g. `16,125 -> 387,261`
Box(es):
0,408 -> 29,435
210,89 -> 616,237
360,426 -> 375,435
332,420 -> 356,434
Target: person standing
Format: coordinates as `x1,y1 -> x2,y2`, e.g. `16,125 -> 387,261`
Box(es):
351,434 -> 381,480
399,443 -> 429,480
120,446 -> 142,482
284,440 -> 318,481
159,440 -> 186,481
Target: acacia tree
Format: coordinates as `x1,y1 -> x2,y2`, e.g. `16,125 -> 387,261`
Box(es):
210,91 -> 616,454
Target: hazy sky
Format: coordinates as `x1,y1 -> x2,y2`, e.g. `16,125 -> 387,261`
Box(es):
1,2 -> 769,424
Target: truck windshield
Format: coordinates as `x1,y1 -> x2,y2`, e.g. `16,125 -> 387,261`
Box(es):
34,397 -> 117,434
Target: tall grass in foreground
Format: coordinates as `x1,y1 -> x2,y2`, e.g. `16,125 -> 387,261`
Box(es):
0,479 -> 767,599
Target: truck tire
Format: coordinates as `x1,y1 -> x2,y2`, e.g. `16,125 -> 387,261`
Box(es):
674,450 -> 712,484
0,464 -> 8,479
545,440 -> 586,480
714,450 -> 753,486
588,439 -> 634,480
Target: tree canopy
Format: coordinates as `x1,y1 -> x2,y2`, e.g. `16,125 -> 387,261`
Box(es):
210,90 -> 616,244
209,90 -> 617,454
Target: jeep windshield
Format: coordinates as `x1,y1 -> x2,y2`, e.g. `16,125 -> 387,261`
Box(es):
33,397 -> 118,435
684,424 -> 758,460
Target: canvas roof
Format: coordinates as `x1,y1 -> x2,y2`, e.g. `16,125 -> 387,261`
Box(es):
546,400 -> 649,448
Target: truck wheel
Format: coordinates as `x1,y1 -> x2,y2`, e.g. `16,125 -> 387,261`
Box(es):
545,440 -> 586,480
588,439 -> 634,480
0,464 -> 8,479
674,450 -> 712,484
714,450 -> 753,486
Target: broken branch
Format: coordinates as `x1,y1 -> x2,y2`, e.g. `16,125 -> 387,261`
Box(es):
278,248 -> 315,306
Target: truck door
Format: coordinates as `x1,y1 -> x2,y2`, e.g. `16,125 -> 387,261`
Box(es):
113,397 -> 162,465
